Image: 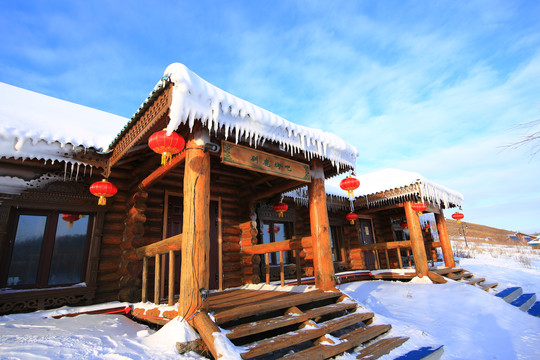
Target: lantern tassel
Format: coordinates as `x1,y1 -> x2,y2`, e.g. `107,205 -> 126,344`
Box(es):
418,211 -> 423,217
278,212 -> 283,218
68,222 -> 73,228
98,196 -> 106,206
349,219 -> 355,225
161,152 -> 172,166
457,219 -> 461,224
348,189 -> 354,198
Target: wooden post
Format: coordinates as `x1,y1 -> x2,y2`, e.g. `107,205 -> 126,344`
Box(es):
280,251 -> 285,287
295,249 -> 302,285
308,158 -> 335,291
168,250 -> 175,306
179,126 -> 211,319
265,253 -> 270,284
154,254 -> 160,304
397,248 -> 403,269
435,211 -> 456,267
404,201 -> 429,276
142,256 -> 148,303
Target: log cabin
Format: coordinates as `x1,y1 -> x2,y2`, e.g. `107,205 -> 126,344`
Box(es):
0,64 -> 463,358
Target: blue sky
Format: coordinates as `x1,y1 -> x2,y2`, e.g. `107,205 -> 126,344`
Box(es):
1,1 -> 539,233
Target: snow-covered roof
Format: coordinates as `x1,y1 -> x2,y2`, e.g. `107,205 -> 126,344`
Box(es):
284,168 -> 463,211
0,82 -> 129,165
163,63 -> 358,171
354,168 -> 463,209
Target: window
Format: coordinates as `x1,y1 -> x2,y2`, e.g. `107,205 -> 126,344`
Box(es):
261,221 -> 293,264
2,210 -> 93,289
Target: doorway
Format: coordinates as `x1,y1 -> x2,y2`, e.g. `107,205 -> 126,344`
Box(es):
358,219 -> 376,270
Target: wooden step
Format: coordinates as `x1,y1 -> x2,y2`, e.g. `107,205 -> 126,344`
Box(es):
240,312 -> 374,359
480,282 -> 498,291
278,324 -> 392,360
225,302 -> 360,339
356,336 -> 409,359
446,272 -> 473,280
430,267 -> 463,275
213,290 -> 342,324
463,277 -> 485,285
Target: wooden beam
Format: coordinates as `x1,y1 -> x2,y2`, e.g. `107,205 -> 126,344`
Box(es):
404,201 -> 429,276
247,180 -> 304,202
435,212 -> 456,267
179,126 -> 211,319
239,175 -> 278,197
189,311 -> 222,359
138,151 -> 186,191
308,158 -> 335,291
168,250 -> 175,306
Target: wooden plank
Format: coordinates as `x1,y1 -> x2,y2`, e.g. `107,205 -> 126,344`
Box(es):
210,291 -> 292,313
480,282 -> 498,291
265,253 -> 270,284
430,267 -> 463,275
277,324 -> 392,360
356,336 -> 409,359
221,140 -> 311,182
213,290 -> 342,324
464,277 -> 486,286
138,151 -> 186,191
427,271 -> 447,284
241,313 -> 377,359
280,251 -> 285,287
447,272 -> 473,280
397,248 -> 403,269
225,302 -> 360,339
218,196 -> 223,291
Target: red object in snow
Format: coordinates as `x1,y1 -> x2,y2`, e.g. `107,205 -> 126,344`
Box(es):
273,202 -> 288,218
400,221 -> 408,229
148,130 -> 185,166
90,179 -> 118,206
340,175 -> 360,198
452,212 -> 464,223
61,214 -> 81,228
411,202 -> 427,216
346,212 -> 358,225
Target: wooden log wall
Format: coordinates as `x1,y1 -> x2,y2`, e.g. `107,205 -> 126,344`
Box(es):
371,214 -> 399,269
94,166 -> 131,303
294,204 -> 312,277
239,215 -> 261,285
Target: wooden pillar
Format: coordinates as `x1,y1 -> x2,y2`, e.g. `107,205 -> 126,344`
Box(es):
404,201 -> 429,276
435,211 -> 456,268
179,126 -> 211,319
308,158 -> 335,291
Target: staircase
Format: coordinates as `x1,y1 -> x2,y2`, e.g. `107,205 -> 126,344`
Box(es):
202,288 -> 410,359
432,267 -> 540,317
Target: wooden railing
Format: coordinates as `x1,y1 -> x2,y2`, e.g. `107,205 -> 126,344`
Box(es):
134,234 -> 182,306
243,236 -> 306,286
350,240 -> 443,270
350,240 -> 412,270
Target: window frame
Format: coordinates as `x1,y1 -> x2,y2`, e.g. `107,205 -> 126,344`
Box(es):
1,209 -> 94,290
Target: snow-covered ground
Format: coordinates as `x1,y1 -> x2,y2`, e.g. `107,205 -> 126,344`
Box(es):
1,244 -> 540,360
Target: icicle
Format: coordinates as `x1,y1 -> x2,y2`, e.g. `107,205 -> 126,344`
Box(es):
70,162 -> 74,181
89,166 -> 93,178
75,163 -> 80,181
63,162 -> 67,181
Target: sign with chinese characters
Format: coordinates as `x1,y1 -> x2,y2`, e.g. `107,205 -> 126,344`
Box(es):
221,141 -> 311,182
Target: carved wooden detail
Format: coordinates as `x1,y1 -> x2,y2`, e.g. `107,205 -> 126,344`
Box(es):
0,287 -> 94,315
108,84 -> 173,171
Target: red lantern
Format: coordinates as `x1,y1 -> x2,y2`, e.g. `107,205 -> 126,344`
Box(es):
273,202 -> 288,218
266,225 -> 280,233
340,175 -> 360,198
424,223 -> 431,232
62,214 -> 81,228
148,130 -> 185,166
346,212 -> 358,225
411,202 -> 427,216
90,179 -> 118,206
400,221 -> 408,229
452,212 -> 464,223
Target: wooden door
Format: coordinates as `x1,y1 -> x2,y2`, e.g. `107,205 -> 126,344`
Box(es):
358,219 -> 376,270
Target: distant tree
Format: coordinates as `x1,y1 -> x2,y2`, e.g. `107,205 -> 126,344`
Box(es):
505,119 -> 540,156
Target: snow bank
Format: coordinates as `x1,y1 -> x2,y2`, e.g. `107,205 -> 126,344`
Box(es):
163,63 -> 358,172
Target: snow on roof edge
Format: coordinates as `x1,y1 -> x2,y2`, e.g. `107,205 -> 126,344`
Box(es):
163,63 -> 358,171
